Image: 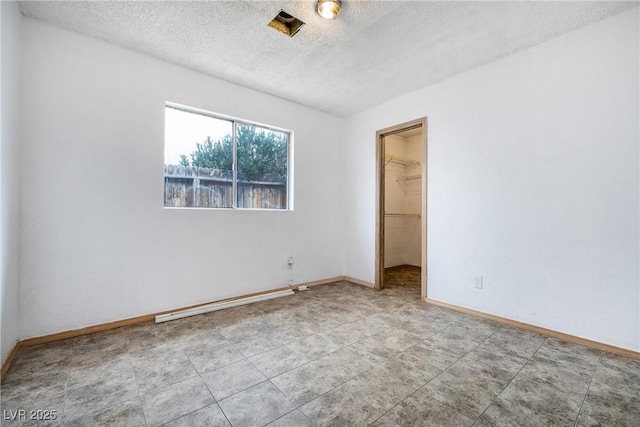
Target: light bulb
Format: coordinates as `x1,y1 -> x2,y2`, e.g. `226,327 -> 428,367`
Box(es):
317,0 -> 341,20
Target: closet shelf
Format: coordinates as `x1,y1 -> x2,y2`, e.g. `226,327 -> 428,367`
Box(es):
385,155 -> 421,182
396,174 -> 421,182
385,213 -> 421,218
385,155 -> 420,168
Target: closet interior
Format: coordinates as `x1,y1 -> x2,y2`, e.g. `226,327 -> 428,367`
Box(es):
383,129 -> 423,286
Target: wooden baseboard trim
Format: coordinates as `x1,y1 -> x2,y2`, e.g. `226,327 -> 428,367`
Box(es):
425,298 -> 640,360
343,276 -> 375,288
302,276 -> 345,288
20,313 -> 157,347
1,342 -> 22,380
21,289 -> 294,347
18,277 -> 349,349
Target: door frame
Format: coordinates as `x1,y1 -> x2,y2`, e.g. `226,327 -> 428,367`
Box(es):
375,117 -> 428,301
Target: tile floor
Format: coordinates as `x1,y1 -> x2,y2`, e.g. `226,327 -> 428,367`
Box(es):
1,267 -> 639,426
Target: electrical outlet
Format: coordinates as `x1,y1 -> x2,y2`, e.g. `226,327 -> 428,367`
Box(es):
474,276 -> 483,289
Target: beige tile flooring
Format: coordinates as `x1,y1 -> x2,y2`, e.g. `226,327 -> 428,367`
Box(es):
2,268 -> 639,426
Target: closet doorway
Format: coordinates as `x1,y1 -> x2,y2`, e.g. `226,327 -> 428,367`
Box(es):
375,118 -> 427,300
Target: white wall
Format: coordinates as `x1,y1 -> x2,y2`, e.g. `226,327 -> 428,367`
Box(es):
345,9 -> 640,351
1,1 -> 22,365
19,19 -> 345,339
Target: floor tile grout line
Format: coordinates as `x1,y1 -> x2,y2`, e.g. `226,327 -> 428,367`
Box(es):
265,322 -> 411,420
130,342 -> 151,427
137,395 -> 149,427
407,385 -> 469,424
461,330 -> 546,424
62,352 -> 141,425
573,353 -> 602,427
378,322 -> 494,424
420,326 -> 502,423
183,345 -> 241,427
59,365 -> 71,425
264,406 -> 314,427
194,311 -> 402,414
472,336 -> 549,425
189,350 -> 226,424
214,377 -> 271,403
455,328 -> 508,425
268,298 -> 468,424
136,342 -> 211,427
258,320 -> 392,383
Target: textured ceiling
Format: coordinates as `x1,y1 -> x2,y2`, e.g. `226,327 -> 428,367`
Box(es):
19,1 -> 638,117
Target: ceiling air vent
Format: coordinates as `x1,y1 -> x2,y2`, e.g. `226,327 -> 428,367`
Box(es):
268,10 -> 305,37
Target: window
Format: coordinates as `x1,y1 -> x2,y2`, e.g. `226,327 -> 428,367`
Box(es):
164,103 -> 291,210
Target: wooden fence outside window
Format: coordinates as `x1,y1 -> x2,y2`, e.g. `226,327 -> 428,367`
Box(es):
164,164 -> 287,209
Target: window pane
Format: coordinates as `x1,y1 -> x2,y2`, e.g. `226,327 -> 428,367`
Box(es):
236,123 -> 288,209
164,107 -> 233,208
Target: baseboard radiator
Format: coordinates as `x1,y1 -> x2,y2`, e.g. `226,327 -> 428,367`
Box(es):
155,289 -> 295,323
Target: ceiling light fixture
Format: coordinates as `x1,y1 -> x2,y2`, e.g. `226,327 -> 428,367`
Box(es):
268,10 -> 305,37
317,0 -> 341,20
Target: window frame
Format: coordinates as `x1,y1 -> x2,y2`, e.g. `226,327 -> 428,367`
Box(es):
164,101 -> 293,211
